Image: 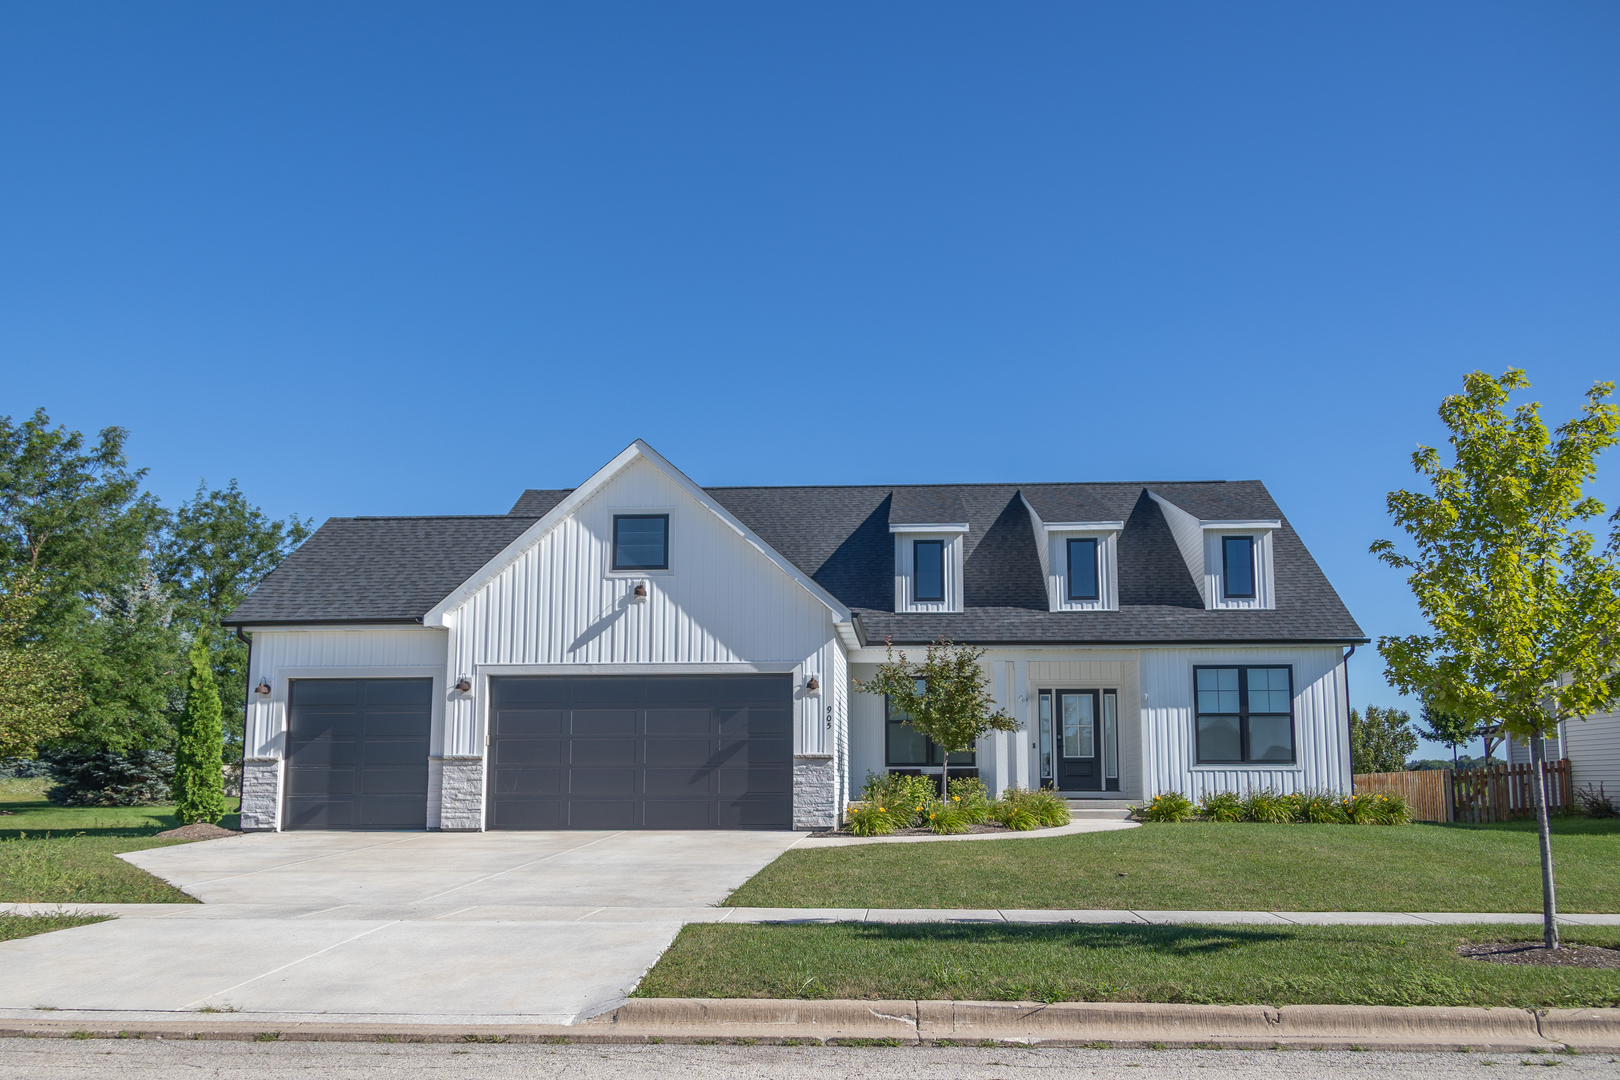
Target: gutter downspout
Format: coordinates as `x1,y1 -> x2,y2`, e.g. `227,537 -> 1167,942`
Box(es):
1343,644 -> 1356,791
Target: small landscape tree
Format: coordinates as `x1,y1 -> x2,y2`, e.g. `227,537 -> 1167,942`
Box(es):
1372,370 -> 1620,949
1348,705 -> 1418,774
171,638 -> 227,825
856,639 -> 1020,798
0,574 -> 83,759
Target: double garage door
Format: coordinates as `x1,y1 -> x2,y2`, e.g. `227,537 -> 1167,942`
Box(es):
281,674 -> 792,830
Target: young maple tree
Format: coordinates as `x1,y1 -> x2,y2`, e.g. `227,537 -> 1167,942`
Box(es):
856,639 -> 1020,798
1372,370 -> 1620,949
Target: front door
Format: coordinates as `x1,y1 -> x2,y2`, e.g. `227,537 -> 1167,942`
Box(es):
1055,689 -> 1101,791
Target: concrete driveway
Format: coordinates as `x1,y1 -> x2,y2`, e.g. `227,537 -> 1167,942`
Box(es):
0,830 -> 805,1025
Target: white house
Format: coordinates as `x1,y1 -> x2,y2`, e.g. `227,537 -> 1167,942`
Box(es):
1507,711 -> 1620,799
224,441 -> 1367,832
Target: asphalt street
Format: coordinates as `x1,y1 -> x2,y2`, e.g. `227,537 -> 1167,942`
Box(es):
0,1041 -> 1613,1079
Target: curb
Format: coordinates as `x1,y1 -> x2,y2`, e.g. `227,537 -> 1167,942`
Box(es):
2,1001 -> 1616,1050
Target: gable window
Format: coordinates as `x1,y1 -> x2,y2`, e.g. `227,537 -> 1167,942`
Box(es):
914,539 -> 944,602
886,680 -> 975,768
612,514 -> 669,570
1194,666 -> 1294,763
1066,538 -> 1099,601
1222,535 -> 1255,598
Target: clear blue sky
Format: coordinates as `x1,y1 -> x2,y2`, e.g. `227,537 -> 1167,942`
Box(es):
3,3 -> 1617,756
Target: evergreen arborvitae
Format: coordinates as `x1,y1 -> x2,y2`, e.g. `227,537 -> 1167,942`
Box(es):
172,639 -> 227,825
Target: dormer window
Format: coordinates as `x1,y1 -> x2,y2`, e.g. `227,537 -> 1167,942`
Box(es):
914,540 -> 944,602
1221,535 -> 1255,599
612,514 -> 668,570
1066,538 -> 1099,602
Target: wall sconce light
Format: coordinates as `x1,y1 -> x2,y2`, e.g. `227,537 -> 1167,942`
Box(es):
631,583 -> 648,603
254,679 -> 272,696
804,675 -> 820,697
454,676 -> 472,692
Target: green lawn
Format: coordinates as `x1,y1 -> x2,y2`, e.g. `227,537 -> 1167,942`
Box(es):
0,776 -> 239,904
636,922 -> 1620,1009
0,911 -> 112,941
727,818 -> 1620,912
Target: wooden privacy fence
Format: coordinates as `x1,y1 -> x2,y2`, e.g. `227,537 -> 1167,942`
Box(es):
1353,761 -> 1573,823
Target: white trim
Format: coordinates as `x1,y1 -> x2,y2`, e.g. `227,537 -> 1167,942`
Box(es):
889,523 -> 970,534
1200,519 -> 1281,530
273,666 -> 445,680
1041,520 -> 1125,532
422,440 -> 851,626
475,662 -> 803,676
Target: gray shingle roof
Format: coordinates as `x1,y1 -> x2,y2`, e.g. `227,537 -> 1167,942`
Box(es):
228,479 -> 1364,645
224,516 -> 537,625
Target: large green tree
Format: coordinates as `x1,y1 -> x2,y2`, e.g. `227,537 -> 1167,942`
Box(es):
156,480 -> 310,759
1372,370 -> 1620,949
0,409 -> 177,752
1349,705 -> 1418,774
857,640 -> 1021,795
0,575 -> 84,759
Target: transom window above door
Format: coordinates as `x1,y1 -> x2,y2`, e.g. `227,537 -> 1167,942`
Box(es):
612,514 -> 669,571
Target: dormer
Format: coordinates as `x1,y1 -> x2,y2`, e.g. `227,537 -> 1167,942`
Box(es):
1021,495 -> 1121,612
1147,491 -> 1278,610
890,489 -> 967,613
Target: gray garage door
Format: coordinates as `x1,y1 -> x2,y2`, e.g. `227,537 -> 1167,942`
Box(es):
283,679 -> 431,830
487,675 -> 793,830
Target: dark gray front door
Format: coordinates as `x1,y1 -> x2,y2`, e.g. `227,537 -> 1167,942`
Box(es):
1055,689 -> 1101,791
283,679 -> 431,830
487,675 -> 793,830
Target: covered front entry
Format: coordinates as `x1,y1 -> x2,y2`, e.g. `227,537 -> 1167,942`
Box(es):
486,674 -> 794,830
1039,688 -> 1121,792
283,678 -> 432,829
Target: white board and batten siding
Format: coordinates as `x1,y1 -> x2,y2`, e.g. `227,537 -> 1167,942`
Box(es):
242,627 -> 450,760
1138,645 -> 1350,799
440,456 -> 844,759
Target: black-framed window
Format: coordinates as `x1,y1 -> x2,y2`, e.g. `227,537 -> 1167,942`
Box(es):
885,680 -> 975,767
914,539 -> 945,602
1222,535 -> 1255,598
612,514 -> 669,570
1194,665 -> 1294,763
1066,537 -> 1099,601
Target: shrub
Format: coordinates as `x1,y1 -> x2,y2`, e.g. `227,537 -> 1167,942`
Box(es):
1371,793 -> 1413,825
1142,792 -> 1195,823
1341,791 -> 1382,825
1026,787 -> 1072,827
946,777 -> 991,824
843,802 -> 897,837
43,748 -> 174,807
1576,783 -> 1618,819
1197,790 -> 1243,822
986,795 -> 1041,831
1240,790 -> 1292,824
1294,790 -> 1348,824
922,799 -> 970,834
860,772 -> 936,828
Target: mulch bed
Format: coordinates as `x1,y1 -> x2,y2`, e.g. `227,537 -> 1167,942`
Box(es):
153,822 -> 242,841
1458,941 -> 1620,968
812,822 -> 1059,838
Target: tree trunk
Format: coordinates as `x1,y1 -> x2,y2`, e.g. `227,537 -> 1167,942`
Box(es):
1530,733 -> 1560,950
940,751 -> 949,802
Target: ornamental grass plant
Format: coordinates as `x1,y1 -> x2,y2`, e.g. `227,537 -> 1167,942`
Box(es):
1197,790 -> 1244,822
1142,792 -> 1195,822
1142,788 -> 1414,826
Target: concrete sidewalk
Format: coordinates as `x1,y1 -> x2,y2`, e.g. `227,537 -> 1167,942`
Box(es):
7,902 -> 1617,926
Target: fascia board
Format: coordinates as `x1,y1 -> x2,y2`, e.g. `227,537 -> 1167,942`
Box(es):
888,523 -> 970,533
1041,520 -> 1126,532
423,439 -> 853,626
1200,519 -> 1282,530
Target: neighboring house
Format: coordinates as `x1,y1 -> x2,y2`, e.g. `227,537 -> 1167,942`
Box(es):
224,441 -> 1366,832
1507,711 -> 1620,796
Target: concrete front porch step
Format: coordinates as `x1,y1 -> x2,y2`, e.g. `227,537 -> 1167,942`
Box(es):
1060,798 -> 1135,808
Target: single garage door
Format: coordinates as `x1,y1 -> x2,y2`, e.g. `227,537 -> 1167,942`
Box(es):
283,679 -> 431,830
487,675 -> 793,830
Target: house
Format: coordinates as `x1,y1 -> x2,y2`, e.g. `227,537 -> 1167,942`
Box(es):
223,441 -> 1367,832
1507,711 -> 1620,798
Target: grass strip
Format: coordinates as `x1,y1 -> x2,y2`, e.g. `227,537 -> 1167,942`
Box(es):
635,922 -> 1620,1009
726,818 -> 1620,912
0,776 -> 237,903
0,911 -> 112,942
